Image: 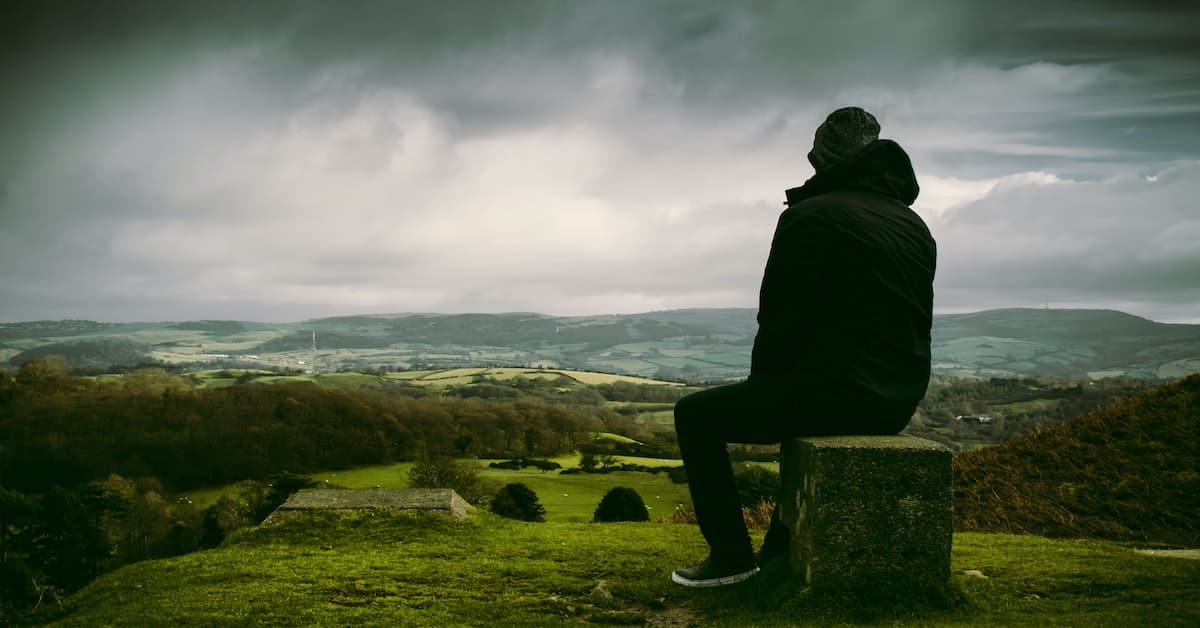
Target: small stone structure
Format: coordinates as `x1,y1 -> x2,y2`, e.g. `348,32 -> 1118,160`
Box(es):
262,488 -> 473,525
778,435 -> 952,590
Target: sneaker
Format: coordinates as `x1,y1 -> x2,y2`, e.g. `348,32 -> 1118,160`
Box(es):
671,557 -> 760,588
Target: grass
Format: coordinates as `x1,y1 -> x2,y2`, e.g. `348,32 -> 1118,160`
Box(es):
37,512 -> 1200,627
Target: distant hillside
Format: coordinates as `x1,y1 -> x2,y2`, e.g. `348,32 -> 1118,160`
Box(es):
932,308 -> 1200,379
953,375 -> 1200,546
7,338 -> 149,369
2,308 -> 1198,380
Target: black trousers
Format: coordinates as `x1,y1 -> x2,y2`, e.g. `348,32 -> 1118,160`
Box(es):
673,377 -> 913,566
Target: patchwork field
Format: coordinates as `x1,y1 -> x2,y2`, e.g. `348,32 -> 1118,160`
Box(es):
184,367 -> 682,390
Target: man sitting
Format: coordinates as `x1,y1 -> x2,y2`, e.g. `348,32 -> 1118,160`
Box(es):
671,107 -> 937,587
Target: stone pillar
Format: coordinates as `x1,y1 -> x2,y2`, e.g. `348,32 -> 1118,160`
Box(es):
778,435 -> 952,590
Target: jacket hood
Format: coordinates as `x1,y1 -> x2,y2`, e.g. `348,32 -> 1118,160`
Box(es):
785,139 -> 919,206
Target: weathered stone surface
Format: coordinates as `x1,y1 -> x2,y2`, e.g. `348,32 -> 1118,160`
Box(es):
778,435 -> 952,590
262,488 -> 473,525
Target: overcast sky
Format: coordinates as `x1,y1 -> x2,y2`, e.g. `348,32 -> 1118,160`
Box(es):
2,0 -> 1198,323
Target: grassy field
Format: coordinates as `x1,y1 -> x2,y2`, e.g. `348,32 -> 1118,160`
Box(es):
37,511 -> 1200,626
183,456 -> 698,522
1159,358 -> 1200,378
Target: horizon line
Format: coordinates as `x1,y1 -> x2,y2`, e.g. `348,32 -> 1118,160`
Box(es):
2,305 -> 1197,326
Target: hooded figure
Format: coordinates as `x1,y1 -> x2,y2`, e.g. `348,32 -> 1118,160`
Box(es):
671,107 -> 936,588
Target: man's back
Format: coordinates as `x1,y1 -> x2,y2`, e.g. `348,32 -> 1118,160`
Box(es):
751,138 -> 936,408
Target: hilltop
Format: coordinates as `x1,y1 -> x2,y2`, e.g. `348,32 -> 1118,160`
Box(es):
5,374 -> 1200,625
3,307 -> 1199,381
953,374 -> 1200,546
33,512 -> 1200,626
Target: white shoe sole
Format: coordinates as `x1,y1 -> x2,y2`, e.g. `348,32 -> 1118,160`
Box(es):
671,565 -> 760,588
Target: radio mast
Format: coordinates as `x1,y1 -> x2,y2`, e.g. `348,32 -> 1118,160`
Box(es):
311,330 -> 318,375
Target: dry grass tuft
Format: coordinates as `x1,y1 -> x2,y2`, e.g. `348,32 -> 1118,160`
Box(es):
661,499 -> 776,530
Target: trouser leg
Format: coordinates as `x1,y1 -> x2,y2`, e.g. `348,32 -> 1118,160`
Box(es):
673,378 -> 917,566
673,380 -> 794,566
757,502 -> 790,559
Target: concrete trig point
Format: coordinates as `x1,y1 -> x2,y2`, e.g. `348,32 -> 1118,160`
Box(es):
262,488 -> 473,525
778,435 -> 952,590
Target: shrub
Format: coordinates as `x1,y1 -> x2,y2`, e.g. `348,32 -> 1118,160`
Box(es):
666,466 -> 688,484
408,458 -> 498,505
733,464 -> 779,507
487,458 -> 562,472
592,487 -> 650,523
490,483 -> 546,522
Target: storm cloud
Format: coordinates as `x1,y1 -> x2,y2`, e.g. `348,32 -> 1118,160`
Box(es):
1,0 -> 1198,322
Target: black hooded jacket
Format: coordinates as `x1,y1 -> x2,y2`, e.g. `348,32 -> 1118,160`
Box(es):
750,139 -> 936,408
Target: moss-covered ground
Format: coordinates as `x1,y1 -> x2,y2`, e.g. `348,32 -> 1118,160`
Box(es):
34,511 -> 1200,627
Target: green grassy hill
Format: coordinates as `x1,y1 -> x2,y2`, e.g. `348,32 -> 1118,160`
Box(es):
35,512 -> 1200,626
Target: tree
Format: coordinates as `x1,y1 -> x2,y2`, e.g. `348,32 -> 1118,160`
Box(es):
122,368 -> 190,396
0,487 -> 35,618
15,356 -> 68,387
490,483 -> 546,522
592,487 -> 650,523
33,487 -> 108,591
199,507 -> 225,549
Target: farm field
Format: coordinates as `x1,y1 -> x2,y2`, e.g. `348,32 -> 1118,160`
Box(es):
183,367 -> 682,390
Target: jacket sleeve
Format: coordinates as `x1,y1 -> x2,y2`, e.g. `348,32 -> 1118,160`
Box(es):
750,209 -> 833,376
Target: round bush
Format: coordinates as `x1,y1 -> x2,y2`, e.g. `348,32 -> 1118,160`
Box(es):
490,483 -> 546,522
592,486 -> 650,523
734,464 -> 780,507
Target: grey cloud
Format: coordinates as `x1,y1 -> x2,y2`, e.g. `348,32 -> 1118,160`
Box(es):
930,162 -> 1200,320
1,1 -> 1198,322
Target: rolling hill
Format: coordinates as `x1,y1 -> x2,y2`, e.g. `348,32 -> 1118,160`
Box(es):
2,308 -> 1198,381
954,374 -> 1200,546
